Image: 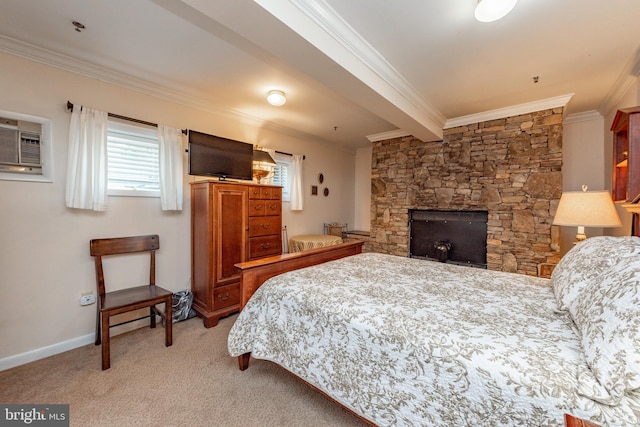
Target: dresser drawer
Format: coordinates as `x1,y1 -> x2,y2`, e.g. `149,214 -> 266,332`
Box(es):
264,200 -> 281,216
248,186 -> 262,199
212,283 -> 240,311
249,235 -> 282,259
249,216 -> 281,236
269,187 -> 282,200
249,200 -> 281,216
260,187 -> 272,199
249,200 -> 266,216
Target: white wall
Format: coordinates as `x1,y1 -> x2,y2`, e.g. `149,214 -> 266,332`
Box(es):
353,147 -> 372,231
560,112 -> 608,253
0,52 -> 357,368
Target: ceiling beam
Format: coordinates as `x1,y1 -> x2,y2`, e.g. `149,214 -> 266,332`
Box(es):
184,0 -> 445,141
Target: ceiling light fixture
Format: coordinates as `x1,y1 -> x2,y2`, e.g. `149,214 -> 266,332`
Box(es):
474,0 -> 517,23
267,90 -> 286,106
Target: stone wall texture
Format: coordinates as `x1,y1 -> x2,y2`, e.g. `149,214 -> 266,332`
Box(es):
370,108 -> 564,276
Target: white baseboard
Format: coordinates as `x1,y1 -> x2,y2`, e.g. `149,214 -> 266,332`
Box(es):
0,317 -> 154,371
0,333 -> 95,372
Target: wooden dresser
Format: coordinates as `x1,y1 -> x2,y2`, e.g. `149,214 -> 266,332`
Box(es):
191,180 -> 282,328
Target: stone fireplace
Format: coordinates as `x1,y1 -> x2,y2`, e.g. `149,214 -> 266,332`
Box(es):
370,108 -> 563,276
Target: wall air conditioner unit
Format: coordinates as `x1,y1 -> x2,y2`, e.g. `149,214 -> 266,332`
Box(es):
0,116 -> 42,174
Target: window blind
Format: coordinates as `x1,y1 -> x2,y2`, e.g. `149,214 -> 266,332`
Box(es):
107,122 -> 159,192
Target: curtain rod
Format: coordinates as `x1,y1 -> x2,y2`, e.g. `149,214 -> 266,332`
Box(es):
66,101 -> 187,135
275,150 -> 305,160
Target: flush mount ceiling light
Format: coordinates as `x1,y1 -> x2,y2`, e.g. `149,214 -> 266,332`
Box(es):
474,0 -> 517,22
267,90 -> 286,106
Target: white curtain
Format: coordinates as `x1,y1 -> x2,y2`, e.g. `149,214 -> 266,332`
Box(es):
158,125 -> 184,211
65,105 -> 109,211
290,154 -> 304,210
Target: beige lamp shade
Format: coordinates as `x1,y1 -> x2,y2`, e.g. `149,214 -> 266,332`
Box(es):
552,188 -> 621,241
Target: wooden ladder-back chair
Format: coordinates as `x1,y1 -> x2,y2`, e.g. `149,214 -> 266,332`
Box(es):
90,234 -> 173,370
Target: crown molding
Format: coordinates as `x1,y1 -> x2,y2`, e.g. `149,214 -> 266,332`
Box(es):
366,129 -> 411,142
563,110 -> 603,125
369,94 -> 578,141
0,35 -> 255,120
288,0 -> 445,123
598,46 -> 640,117
444,94 -> 575,129
256,0 -> 445,139
0,35 -> 352,149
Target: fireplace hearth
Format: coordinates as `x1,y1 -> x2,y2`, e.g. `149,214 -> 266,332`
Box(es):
409,209 -> 488,268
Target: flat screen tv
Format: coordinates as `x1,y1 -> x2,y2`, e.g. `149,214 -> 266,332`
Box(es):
188,130 -> 253,180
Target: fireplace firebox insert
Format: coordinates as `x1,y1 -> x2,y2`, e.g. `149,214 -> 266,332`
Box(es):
409,209 -> 488,268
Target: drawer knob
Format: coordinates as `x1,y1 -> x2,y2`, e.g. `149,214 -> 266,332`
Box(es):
253,205 -> 263,210
261,223 -> 271,229
218,292 -> 230,301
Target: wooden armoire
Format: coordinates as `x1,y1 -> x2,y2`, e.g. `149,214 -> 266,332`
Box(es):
190,180 -> 282,327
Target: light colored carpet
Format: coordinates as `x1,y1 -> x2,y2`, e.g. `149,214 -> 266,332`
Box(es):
0,314 -> 368,427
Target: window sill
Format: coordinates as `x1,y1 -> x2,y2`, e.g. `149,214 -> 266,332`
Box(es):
108,189 -> 159,198
0,173 -> 53,183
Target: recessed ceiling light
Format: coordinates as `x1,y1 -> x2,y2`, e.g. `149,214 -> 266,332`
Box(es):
474,0 -> 517,23
267,90 -> 286,106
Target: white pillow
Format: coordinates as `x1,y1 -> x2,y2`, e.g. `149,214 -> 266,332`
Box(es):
551,236 -> 640,310
569,258 -> 640,403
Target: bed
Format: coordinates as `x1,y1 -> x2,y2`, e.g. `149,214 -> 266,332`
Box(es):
227,236 -> 640,426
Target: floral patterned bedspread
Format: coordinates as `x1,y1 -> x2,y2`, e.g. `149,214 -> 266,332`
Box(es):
227,253 -> 640,426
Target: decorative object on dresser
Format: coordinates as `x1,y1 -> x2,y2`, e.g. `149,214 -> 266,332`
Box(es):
252,148 -> 276,183
89,234 -> 173,370
190,181 -> 282,328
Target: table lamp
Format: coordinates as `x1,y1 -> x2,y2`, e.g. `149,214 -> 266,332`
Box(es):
552,185 -> 621,243
252,149 -> 276,183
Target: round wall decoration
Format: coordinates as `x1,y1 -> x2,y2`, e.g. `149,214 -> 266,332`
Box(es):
318,173 -> 324,184
323,187 -> 329,197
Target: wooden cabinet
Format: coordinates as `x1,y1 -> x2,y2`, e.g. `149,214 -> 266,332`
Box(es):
191,181 -> 282,327
611,107 -> 640,202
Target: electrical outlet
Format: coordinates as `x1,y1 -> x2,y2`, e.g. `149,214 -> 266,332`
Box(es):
80,294 -> 96,306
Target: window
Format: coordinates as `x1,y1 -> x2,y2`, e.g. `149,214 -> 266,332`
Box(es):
107,120 -> 159,197
272,153 -> 291,202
